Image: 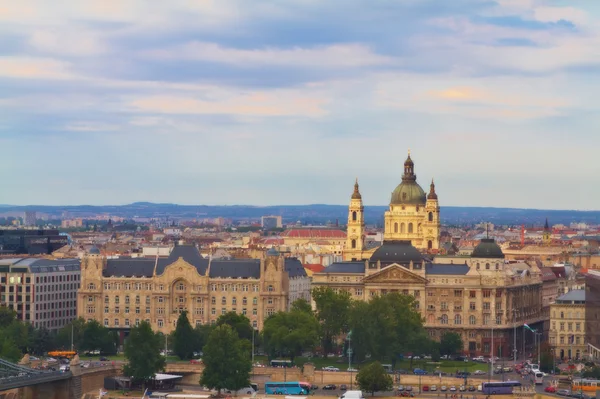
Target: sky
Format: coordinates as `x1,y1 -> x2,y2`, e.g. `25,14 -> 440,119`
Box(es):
1,0 -> 599,210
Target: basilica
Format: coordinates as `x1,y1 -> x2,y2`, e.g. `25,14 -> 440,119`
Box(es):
344,151 -> 441,261
314,152 -> 545,357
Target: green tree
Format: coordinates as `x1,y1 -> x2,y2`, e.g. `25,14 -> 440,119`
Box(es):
0,331 -> 22,362
200,324 -> 252,393
440,332 -> 463,357
356,361 -> 393,396
193,324 -> 213,354
290,298 -> 313,314
55,318 -> 86,350
30,327 -> 56,355
4,320 -> 33,354
123,321 -> 165,389
262,310 -> 319,362
80,320 -> 116,354
173,311 -> 195,360
312,287 -> 352,354
217,312 -> 253,342
0,306 -> 16,328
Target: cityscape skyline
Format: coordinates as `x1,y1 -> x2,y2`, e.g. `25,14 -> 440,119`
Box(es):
2,1 -> 600,209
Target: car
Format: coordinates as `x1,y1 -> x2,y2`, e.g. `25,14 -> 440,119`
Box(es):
457,371 -> 471,378
503,366 -> 513,372
190,359 -> 201,364
413,356 -> 421,360
468,386 -> 476,392
472,356 -> 485,362
29,356 -> 39,361
322,384 -> 336,390
450,386 -> 457,392
405,386 -> 413,392
430,385 -> 437,391
557,389 -> 571,396
440,386 -> 447,392
323,366 -> 340,372
413,368 -> 427,375
459,386 -> 466,392
422,386 -> 429,392
473,370 -> 486,375
400,392 -> 415,397
311,385 -> 319,390
340,385 -> 347,391
348,368 -> 358,372
570,393 -> 592,399
545,387 -> 557,393
99,357 -> 108,361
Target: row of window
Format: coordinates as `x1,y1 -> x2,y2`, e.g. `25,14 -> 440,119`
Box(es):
553,311 -> 583,319
97,295 -> 263,306
97,282 -> 266,292
550,335 -> 584,345
552,322 -> 582,332
428,314 -> 504,326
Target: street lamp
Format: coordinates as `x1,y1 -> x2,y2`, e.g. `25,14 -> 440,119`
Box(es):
252,327 -> 256,364
347,330 -> 354,390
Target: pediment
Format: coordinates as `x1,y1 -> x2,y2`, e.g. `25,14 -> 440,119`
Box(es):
363,264 -> 427,284
159,257 -> 204,279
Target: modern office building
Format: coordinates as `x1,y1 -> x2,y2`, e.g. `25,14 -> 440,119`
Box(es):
0,230 -> 69,255
261,216 -> 283,230
0,257 -> 81,331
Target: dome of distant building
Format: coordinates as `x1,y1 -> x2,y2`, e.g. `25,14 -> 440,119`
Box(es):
390,154 -> 426,205
472,238 -> 504,258
89,246 -> 100,254
369,240 -> 423,266
266,247 -> 280,257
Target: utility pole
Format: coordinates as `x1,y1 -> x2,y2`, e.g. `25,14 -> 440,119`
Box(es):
252,327 -> 255,364
71,323 -> 74,352
513,310 -> 517,365
537,332 -> 541,366
347,331 -> 353,389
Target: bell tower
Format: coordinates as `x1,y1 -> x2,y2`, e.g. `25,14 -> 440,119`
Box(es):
344,179 -> 365,261
423,179 -> 441,251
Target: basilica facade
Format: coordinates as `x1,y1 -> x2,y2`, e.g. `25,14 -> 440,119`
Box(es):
344,152 -> 440,261
326,152 -> 544,356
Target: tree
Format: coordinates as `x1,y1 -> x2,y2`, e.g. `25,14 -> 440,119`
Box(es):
30,327 -> 56,356
312,287 -> 352,354
440,332 -> 463,357
193,324 -> 213,354
0,332 -> 22,362
123,321 -> 165,389
173,311 -> 196,360
356,361 -> 393,396
80,320 -> 116,354
217,312 -> 253,342
200,324 -> 252,393
262,310 -> 320,362
55,318 -> 86,350
4,320 -> 33,354
291,298 -> 313,314
0,306 -> 16,328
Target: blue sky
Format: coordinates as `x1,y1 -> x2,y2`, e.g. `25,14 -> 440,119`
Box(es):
1,0 -> 599,209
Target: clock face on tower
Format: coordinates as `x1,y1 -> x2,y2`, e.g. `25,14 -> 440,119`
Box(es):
352,229 -> 356,233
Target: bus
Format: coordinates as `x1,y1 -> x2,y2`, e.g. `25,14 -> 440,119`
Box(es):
264,381 -> 311,395
534,372 -> 545,385
47,351 -> 77,359
481,381 -> 522,395
572,379 -> 600,393
270,360 -> 293,368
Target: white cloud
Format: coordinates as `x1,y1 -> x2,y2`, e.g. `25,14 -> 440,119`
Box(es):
143,42 -> 395,69
29,30 -> 108,56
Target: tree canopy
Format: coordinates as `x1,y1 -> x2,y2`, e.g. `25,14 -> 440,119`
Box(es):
80,319 -> 117,355
173,311 -> 196,360
290,298 -> 313,314
200,324 -> 252,393
356,361 -> 393,396
440,332 -> 463,357
123,321 -> 165,385
262,309 -> 320,361
216,312 -> 253,342
312,287 -> 352,354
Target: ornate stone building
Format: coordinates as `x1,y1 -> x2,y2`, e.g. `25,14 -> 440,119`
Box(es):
77,245 -> 307,337
549,289 -> 586,360
314,238 -> 545,357
343,152 -> 440,261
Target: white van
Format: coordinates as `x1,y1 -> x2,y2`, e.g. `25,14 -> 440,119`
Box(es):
340,390 -> 365,399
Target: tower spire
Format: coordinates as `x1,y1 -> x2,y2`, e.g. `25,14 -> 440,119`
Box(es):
351,178 -> 362,200
427,178 -> 438,200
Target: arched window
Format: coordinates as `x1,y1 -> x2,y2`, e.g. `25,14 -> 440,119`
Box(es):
242,297 -> 247,305
408,223 -> 414,233
455,314 -> 462,325
352,211 -> 357,222
253,297 -> 258,305
428,240 -> 433,250
495,263 -> 499,270
469,315 -> 476,325
268,285 -> 274,292
440,314 -> 448,324
476,263 -> 480,270
561,312 -> 564,319
428,212 -> 433,222
221,296 -> 226,305
351,239 -> 356,249
87,283 -> 95,290
178,283 -> 185,291
135,295 -> 140,304
485,263 -> 490,270
401,223 -> 406,233
394,223 -> 398,233
232,297 -> 237,305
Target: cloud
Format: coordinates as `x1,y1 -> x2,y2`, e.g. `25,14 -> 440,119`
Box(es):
0,57 -> 75,79
143,42 -> 395,69
29,30 -> 108,56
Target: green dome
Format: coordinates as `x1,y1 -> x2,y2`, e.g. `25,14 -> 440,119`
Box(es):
390,182 -> 426,205
390,152 -> 426,205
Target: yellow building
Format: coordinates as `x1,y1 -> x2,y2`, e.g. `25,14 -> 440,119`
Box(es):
549,289 -> 586,360
343,152 -> 440,261
77,245 -> 308,335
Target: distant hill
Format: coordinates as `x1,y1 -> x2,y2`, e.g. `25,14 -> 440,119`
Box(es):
1,203 -> 599,226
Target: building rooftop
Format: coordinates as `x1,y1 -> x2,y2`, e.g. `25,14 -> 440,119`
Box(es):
425,263 -> 470,275
556,289 -> 586,303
